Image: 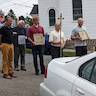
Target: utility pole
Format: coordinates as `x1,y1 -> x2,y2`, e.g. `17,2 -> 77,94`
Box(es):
57,13 -> 64,57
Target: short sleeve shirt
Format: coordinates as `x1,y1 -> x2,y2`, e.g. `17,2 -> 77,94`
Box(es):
49,30 -> 66,47
49,30 -> 65,42
27,25 -> 44,42
71,26 -> 87,46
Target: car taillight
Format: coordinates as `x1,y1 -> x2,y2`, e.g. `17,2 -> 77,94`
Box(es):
44,67 -> 47,78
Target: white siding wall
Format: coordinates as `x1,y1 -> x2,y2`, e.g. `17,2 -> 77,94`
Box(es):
39,0 -> 96,38
39,0 -> 75,38
59,0 -> 76,39
83,0 -> 96,39
60,0 -> 96,39
39,0 -> 59,34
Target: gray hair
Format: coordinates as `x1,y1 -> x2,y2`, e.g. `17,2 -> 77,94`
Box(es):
0,9 -> 4,16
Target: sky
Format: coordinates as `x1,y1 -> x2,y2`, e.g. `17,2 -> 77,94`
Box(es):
0,0 -> 8,4
0,0 -> 38,17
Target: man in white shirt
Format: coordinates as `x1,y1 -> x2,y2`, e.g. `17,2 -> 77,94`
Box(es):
71,18 -> 89,56
49,23 -> 66,59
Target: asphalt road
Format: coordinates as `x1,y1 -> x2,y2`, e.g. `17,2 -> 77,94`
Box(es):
0,52 -> 51,96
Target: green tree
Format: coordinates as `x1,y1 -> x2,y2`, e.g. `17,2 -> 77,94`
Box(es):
25,16 -> 33,26
8,9 -> 17,20
7,9 -> 17,27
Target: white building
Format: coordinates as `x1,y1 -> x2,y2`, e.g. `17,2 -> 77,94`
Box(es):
39,0 -> 96,39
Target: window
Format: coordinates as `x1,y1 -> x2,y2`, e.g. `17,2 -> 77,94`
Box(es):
72,0 -> 83,20
79,58 -> 96,81
49,9 -> 56,26
91,64 -> 96,84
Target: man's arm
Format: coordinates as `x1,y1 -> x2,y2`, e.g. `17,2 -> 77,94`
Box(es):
27,28 -> 36,45
71,31 -> 82,41
0,35 -> 2,48
27,37 -> 35,45
0,27 -> 3,48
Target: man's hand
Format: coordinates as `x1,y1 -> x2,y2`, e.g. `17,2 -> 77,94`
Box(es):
75,36 -> 82,41
71,35 -> 82,41
32,41 -> 36,46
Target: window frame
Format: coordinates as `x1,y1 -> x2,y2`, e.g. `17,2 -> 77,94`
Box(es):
90,63 -> 96,84
49,9 -> 56,26
79,57 -> 96,82
72,0 -> 83,21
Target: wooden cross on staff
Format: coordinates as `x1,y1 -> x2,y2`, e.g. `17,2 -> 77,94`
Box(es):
57,13 -> 64,57
57,13 -> 64,27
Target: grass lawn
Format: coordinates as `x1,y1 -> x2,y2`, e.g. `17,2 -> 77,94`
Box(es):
63,51 -> 75,57
25,48 -> 76,57
63,49 -> 75,57
25,48 -> 32,54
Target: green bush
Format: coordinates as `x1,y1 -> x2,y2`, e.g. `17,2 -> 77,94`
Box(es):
63,51 -> 75,57
25,48 -> 32,54
25,48 -> 76,57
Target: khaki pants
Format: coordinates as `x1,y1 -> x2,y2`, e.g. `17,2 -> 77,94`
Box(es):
2,43 -> 14,75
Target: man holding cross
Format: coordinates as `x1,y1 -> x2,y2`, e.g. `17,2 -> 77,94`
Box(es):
49,23 -> 66,59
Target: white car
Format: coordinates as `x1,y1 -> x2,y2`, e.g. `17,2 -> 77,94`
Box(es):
40,52 -> 96,96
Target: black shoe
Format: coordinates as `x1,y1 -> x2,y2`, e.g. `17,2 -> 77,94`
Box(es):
35,72 -> 39,75
21,66 -> 26,71
41,72 -> 45,74
3,75 -> 12,79
9,74 -> 17,78
21,68 -> 26,71
14,68 -> 20,71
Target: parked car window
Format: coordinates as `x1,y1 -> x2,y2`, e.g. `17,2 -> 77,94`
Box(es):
90,64 -> 96,84
79,58 -> 96,81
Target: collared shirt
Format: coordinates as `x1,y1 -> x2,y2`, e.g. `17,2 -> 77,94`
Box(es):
0,26 -> 13,44
27,25 -> 44,42
0,23 -> 3,29
71,26 -> 87,46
